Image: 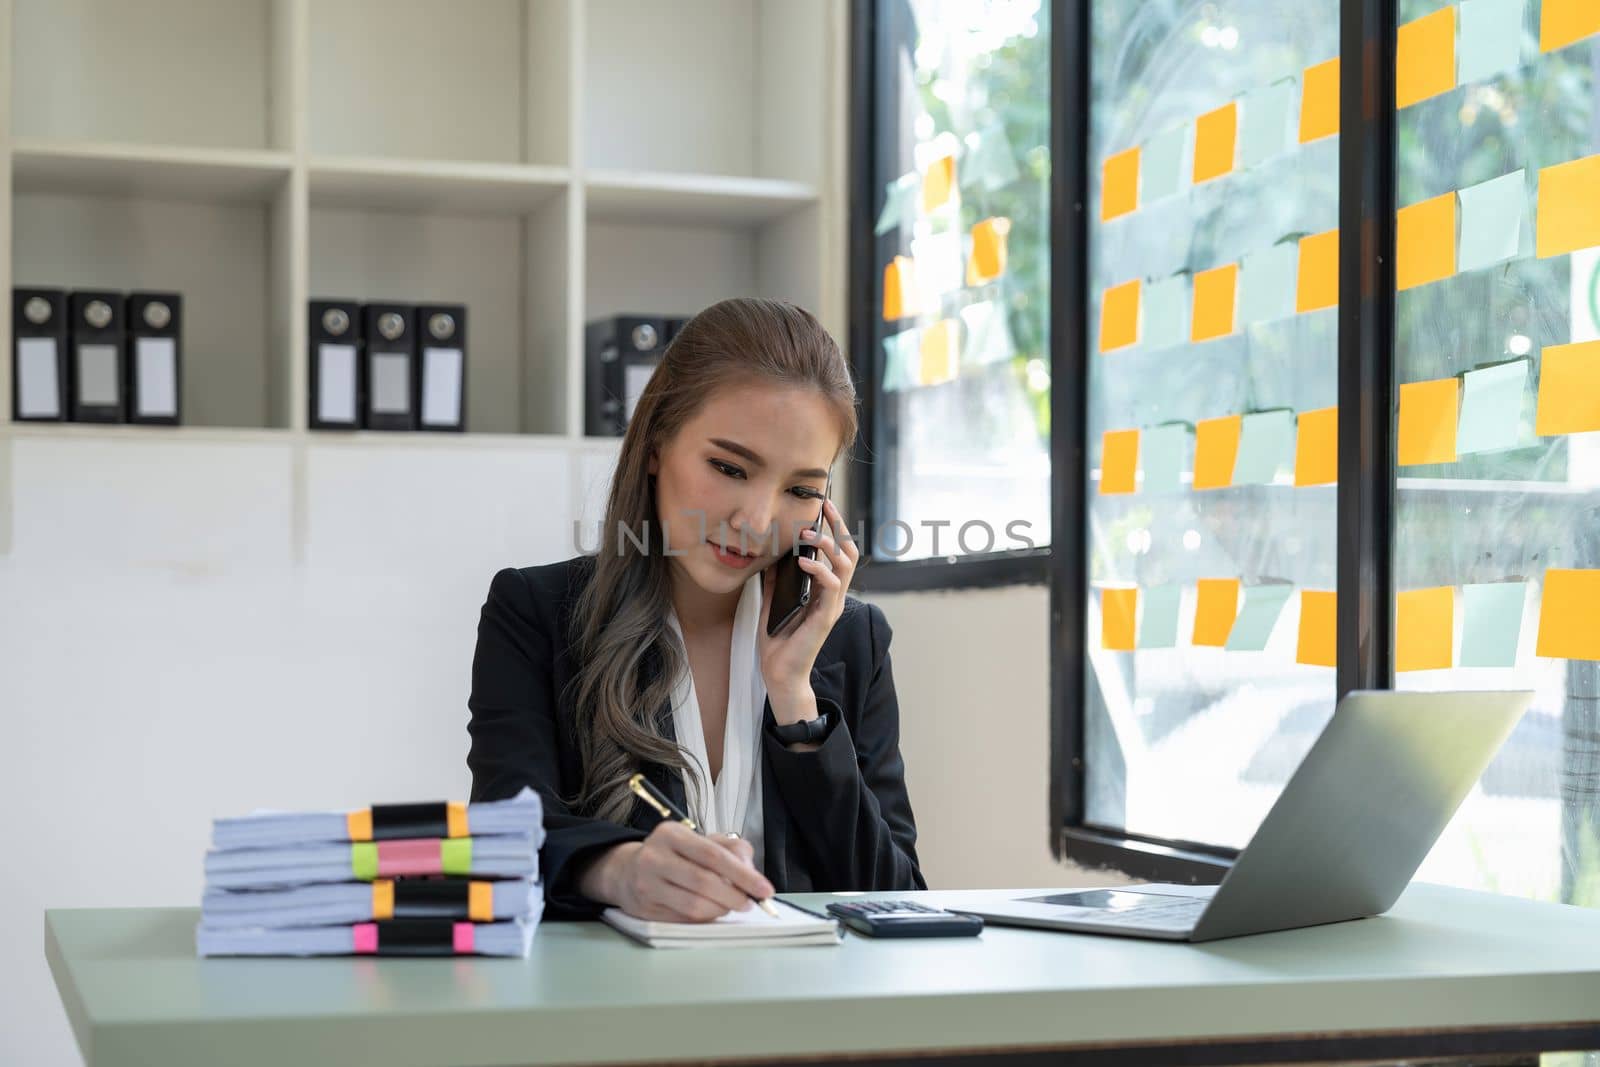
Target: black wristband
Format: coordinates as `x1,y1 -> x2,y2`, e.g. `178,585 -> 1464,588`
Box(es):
769,710 -> 832,746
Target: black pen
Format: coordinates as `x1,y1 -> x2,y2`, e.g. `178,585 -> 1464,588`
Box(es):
627,772 -> 781,917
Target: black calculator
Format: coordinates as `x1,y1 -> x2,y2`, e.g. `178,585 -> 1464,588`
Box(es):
825,900 -> 984,938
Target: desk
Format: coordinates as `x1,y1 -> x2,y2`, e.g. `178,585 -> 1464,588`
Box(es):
45,886 -> 1600,1066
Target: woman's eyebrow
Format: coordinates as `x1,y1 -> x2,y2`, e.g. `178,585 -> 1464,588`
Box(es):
707,438 -> 829,479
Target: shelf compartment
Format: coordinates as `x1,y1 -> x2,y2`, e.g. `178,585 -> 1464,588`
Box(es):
307,190 -> 572,437
308,156 -> 569,215
11,140 -> 293,204
585,170 -> 817,225
585,205 -> 823,325
308,0 -> 571,166
11,0 -> 292,150
1,423 -> 293,445
583,0 -> 825,183
11,186 -> 296,429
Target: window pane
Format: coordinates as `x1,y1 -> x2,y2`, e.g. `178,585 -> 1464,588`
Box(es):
1392,0 -> 1600,905
1083,5 -> 1340,847
869,0 -> 1050,563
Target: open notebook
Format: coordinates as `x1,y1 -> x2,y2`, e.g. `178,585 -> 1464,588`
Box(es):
602,898 -> 841,948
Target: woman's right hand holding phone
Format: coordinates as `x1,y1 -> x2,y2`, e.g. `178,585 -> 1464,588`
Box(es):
577,821 -> 775,922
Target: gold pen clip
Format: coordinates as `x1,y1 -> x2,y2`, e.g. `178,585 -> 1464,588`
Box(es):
628,773 -> 696,828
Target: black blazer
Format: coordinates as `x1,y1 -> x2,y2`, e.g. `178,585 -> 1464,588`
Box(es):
466,555 -> 926,918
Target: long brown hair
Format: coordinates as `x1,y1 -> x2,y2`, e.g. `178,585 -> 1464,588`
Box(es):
566,298 -> 859,823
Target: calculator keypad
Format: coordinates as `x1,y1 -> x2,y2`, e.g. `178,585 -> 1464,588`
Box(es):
825,899 -> 984,937
834,901 -> 940,917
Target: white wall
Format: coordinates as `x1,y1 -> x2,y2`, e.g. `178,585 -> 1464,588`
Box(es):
0,436 -> 1110,1065
866,583 -> 1127,892
0,432 -> 599,1064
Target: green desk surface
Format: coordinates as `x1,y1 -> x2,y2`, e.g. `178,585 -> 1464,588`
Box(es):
45,886 -> 1600,1066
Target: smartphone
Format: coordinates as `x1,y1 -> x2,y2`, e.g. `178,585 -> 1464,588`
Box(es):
766,474 -> 831,637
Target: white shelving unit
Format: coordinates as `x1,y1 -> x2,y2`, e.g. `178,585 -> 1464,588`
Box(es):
0,0 -> 845,556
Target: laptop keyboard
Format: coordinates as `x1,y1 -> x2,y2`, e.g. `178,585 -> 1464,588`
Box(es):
1074,899 -> 1205,930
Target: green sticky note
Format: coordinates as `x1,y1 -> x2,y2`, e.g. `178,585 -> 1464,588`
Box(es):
441,837 -> 473,876
1225,584 -> 1295,651
967,122 -> 1021,192
1143,275 -> 1189,350
1138,585 -> 1183,649
1458,169 -> 1525,272
1460,581 -> 1527,667
1458,0 -> 1524,83
1239,81 -> 1295,169
874,172 -> 919,235
1234,410 -> 1296,484
1141,126 -> 1186,203
351,843 -> 378,881
1239,242 -> 1298,326
1457,359 -> 1529,454
1141,423 -> 1191,494
882,328 -> 921,392
959,300 -> 1015,366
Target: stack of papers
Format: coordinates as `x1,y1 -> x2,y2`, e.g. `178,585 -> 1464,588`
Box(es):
197,788 -> 545,958
602,899 -> 841,949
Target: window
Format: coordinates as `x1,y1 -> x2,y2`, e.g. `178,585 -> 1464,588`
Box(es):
854,0 -> 1600,905
1391,0 -> 1600,905
854,0 -> 1051,584
1080,3 -> 1342,851
1045,0 -> 1600,910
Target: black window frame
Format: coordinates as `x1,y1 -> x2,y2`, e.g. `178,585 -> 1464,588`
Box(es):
851,0 -> 1404,879
846,0 -> 1053,595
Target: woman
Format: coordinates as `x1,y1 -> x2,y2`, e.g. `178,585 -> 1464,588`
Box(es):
467,298 -> 924,923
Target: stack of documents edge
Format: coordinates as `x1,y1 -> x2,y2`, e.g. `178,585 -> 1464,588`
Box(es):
197,788 -> 545,958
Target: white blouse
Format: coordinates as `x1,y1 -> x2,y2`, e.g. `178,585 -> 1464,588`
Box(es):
663,570 -> 768,873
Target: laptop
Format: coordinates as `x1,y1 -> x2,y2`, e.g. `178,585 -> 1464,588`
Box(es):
952,690 -> 1532,942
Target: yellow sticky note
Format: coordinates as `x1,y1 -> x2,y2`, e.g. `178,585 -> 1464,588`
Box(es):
967,217 -> 1011,285
1102,148 -> 1140,221
922,154 -> 956,213
1294,405 -> 1339,486
1297,590 -> 1338,667
1397,193 -> 1457,291
1398,377 -> 1461,465
918,319 -> 960,386
1537,569 -> 1600,660
1535,339 -> 1600,435
1193,578 -> 1242,647
1536,154 -> 1600,259
1099,429 -> 1140,495
1193,414 -> 1244,489
1296,229 -> 1339,313
1099,279 -> 1141,353
882,255 -> 918,321
1102,588 -> 1138,651
1397,586 -> 1455,671
1190,263 -> 1239,342
1542,0 -> 1600,52
1299,58 -> 1340,143
1193,102 -> 1238,184
1396,7 -> 1456,109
